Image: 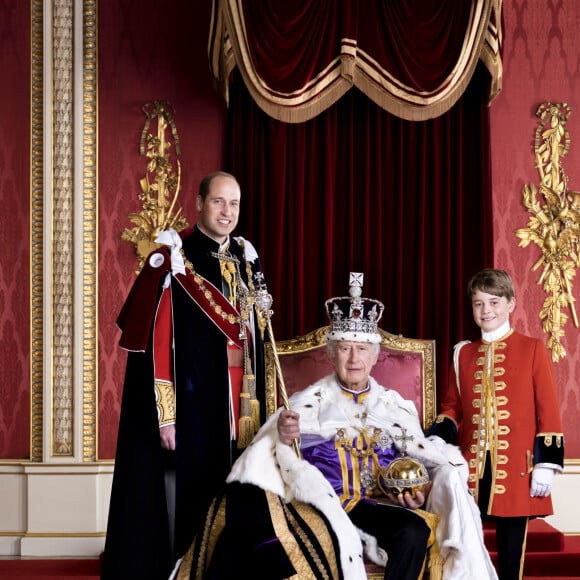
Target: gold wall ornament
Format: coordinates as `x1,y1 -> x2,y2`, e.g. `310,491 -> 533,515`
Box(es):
121,100 -> 189,271
515,102 -> 580,362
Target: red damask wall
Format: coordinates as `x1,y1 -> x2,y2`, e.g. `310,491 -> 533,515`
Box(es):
97,0 -> 580,459
0,2 -> 31,459
1,2 -> 575,461
491,2 -> 580,458
97,0 -> 226,458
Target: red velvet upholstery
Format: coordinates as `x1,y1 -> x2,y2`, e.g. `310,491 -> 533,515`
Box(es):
264,326 -> 436,431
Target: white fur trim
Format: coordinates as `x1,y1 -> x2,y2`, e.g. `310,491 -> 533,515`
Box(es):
326,330 -> 382,344
357,528 -> 388,566
228,375 -> 497,579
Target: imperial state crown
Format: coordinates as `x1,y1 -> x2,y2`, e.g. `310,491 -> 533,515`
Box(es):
325,272 -> 384,344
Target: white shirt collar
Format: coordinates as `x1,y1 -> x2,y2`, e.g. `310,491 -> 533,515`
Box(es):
219,237 -> 231,252
482,320 -> 511,342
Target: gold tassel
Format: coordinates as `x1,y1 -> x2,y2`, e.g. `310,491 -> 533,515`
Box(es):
237,392 -> 252,449
414,509 -> 442,580
250,399 -> 260,434
427,541 -> 444,580
237,416 -> 253,449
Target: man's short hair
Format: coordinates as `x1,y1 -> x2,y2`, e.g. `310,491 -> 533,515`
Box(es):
467,268 -> 515,300
198,171 -> 239,201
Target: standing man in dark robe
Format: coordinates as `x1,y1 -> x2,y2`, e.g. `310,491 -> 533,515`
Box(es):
101,171 -> 269,580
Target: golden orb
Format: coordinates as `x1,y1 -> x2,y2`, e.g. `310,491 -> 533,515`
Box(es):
378,455 -> 430,498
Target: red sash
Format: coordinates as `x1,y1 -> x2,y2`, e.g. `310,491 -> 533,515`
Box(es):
173,271 -> 246,349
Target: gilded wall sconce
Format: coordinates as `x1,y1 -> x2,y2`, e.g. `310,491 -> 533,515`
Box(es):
515,102 -> 580,362
121,100 -> 189,272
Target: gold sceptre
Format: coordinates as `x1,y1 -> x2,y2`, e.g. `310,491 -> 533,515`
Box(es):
253,274 -> 301,459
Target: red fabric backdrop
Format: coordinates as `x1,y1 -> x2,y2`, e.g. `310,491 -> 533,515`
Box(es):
97,0 -> 226,459
0,1 -> 577,462
0,1 -> 31,459
491,2 -> 580,458
224,0 -> 496,406
227,66 -> 494,403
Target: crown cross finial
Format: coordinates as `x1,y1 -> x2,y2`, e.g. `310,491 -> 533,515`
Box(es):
349,272 -> 364,293
324,272 -> 385,344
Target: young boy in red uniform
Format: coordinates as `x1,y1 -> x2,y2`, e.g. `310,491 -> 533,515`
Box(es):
428,268 -> 564,580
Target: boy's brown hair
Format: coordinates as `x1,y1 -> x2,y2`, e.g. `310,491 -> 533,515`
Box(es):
467,268 -> 515,300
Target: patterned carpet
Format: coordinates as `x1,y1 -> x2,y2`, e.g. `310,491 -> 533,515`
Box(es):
0,519 -> 578,579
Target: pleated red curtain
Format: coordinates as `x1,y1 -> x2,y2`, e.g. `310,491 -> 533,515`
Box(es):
228,66 -> 493,393
212,0 -> 501,395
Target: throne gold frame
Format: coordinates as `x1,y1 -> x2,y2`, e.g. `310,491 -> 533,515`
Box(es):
264,325 -> 436,429
264,325 -> 437,579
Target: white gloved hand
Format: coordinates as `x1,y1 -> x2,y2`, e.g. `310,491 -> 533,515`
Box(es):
154,228 -> 185,275
530,466 -> 555,497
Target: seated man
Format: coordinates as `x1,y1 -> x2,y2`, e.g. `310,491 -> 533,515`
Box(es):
172,274 -> 497,580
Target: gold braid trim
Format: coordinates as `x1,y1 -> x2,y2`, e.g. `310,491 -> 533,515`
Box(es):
216,239 -> 238,305
154,379 -> 176,426
538,432 -> 564,448
237,390 -> 254,449
174,495 -> 227,580
266,490 -> 336,579
415,508 -> 442,580
220,258 -> 237,303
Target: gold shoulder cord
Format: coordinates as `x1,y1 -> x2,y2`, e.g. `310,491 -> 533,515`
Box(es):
217,239 -> 238,305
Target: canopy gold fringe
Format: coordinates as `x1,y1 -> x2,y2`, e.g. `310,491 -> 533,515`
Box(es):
209,0 -> 503,123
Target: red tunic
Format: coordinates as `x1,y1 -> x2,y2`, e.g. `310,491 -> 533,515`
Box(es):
437,330 -> 563,517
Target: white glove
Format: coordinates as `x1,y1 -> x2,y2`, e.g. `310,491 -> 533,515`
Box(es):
154,229 -> 185,275
530,466 -> 555,497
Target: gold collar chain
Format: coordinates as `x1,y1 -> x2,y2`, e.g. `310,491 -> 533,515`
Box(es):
180,249 -> 245,327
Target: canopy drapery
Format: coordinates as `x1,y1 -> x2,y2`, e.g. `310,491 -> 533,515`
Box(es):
207,0 -> 503,398
209,0 -> 502,122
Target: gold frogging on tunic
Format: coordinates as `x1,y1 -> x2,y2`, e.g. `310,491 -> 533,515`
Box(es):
471,333 -> 513,503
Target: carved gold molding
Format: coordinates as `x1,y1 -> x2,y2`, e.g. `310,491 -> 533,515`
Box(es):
515,102 -> 580,362
52,0 -> 74,456
82,0 -> 98,462
30,0 -> 98,461
122,101 -> 188,271
30,0 -> 44,462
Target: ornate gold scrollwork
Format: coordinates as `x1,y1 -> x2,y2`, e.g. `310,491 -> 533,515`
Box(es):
121,100 -> 189,272
515,102 -> 580,362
